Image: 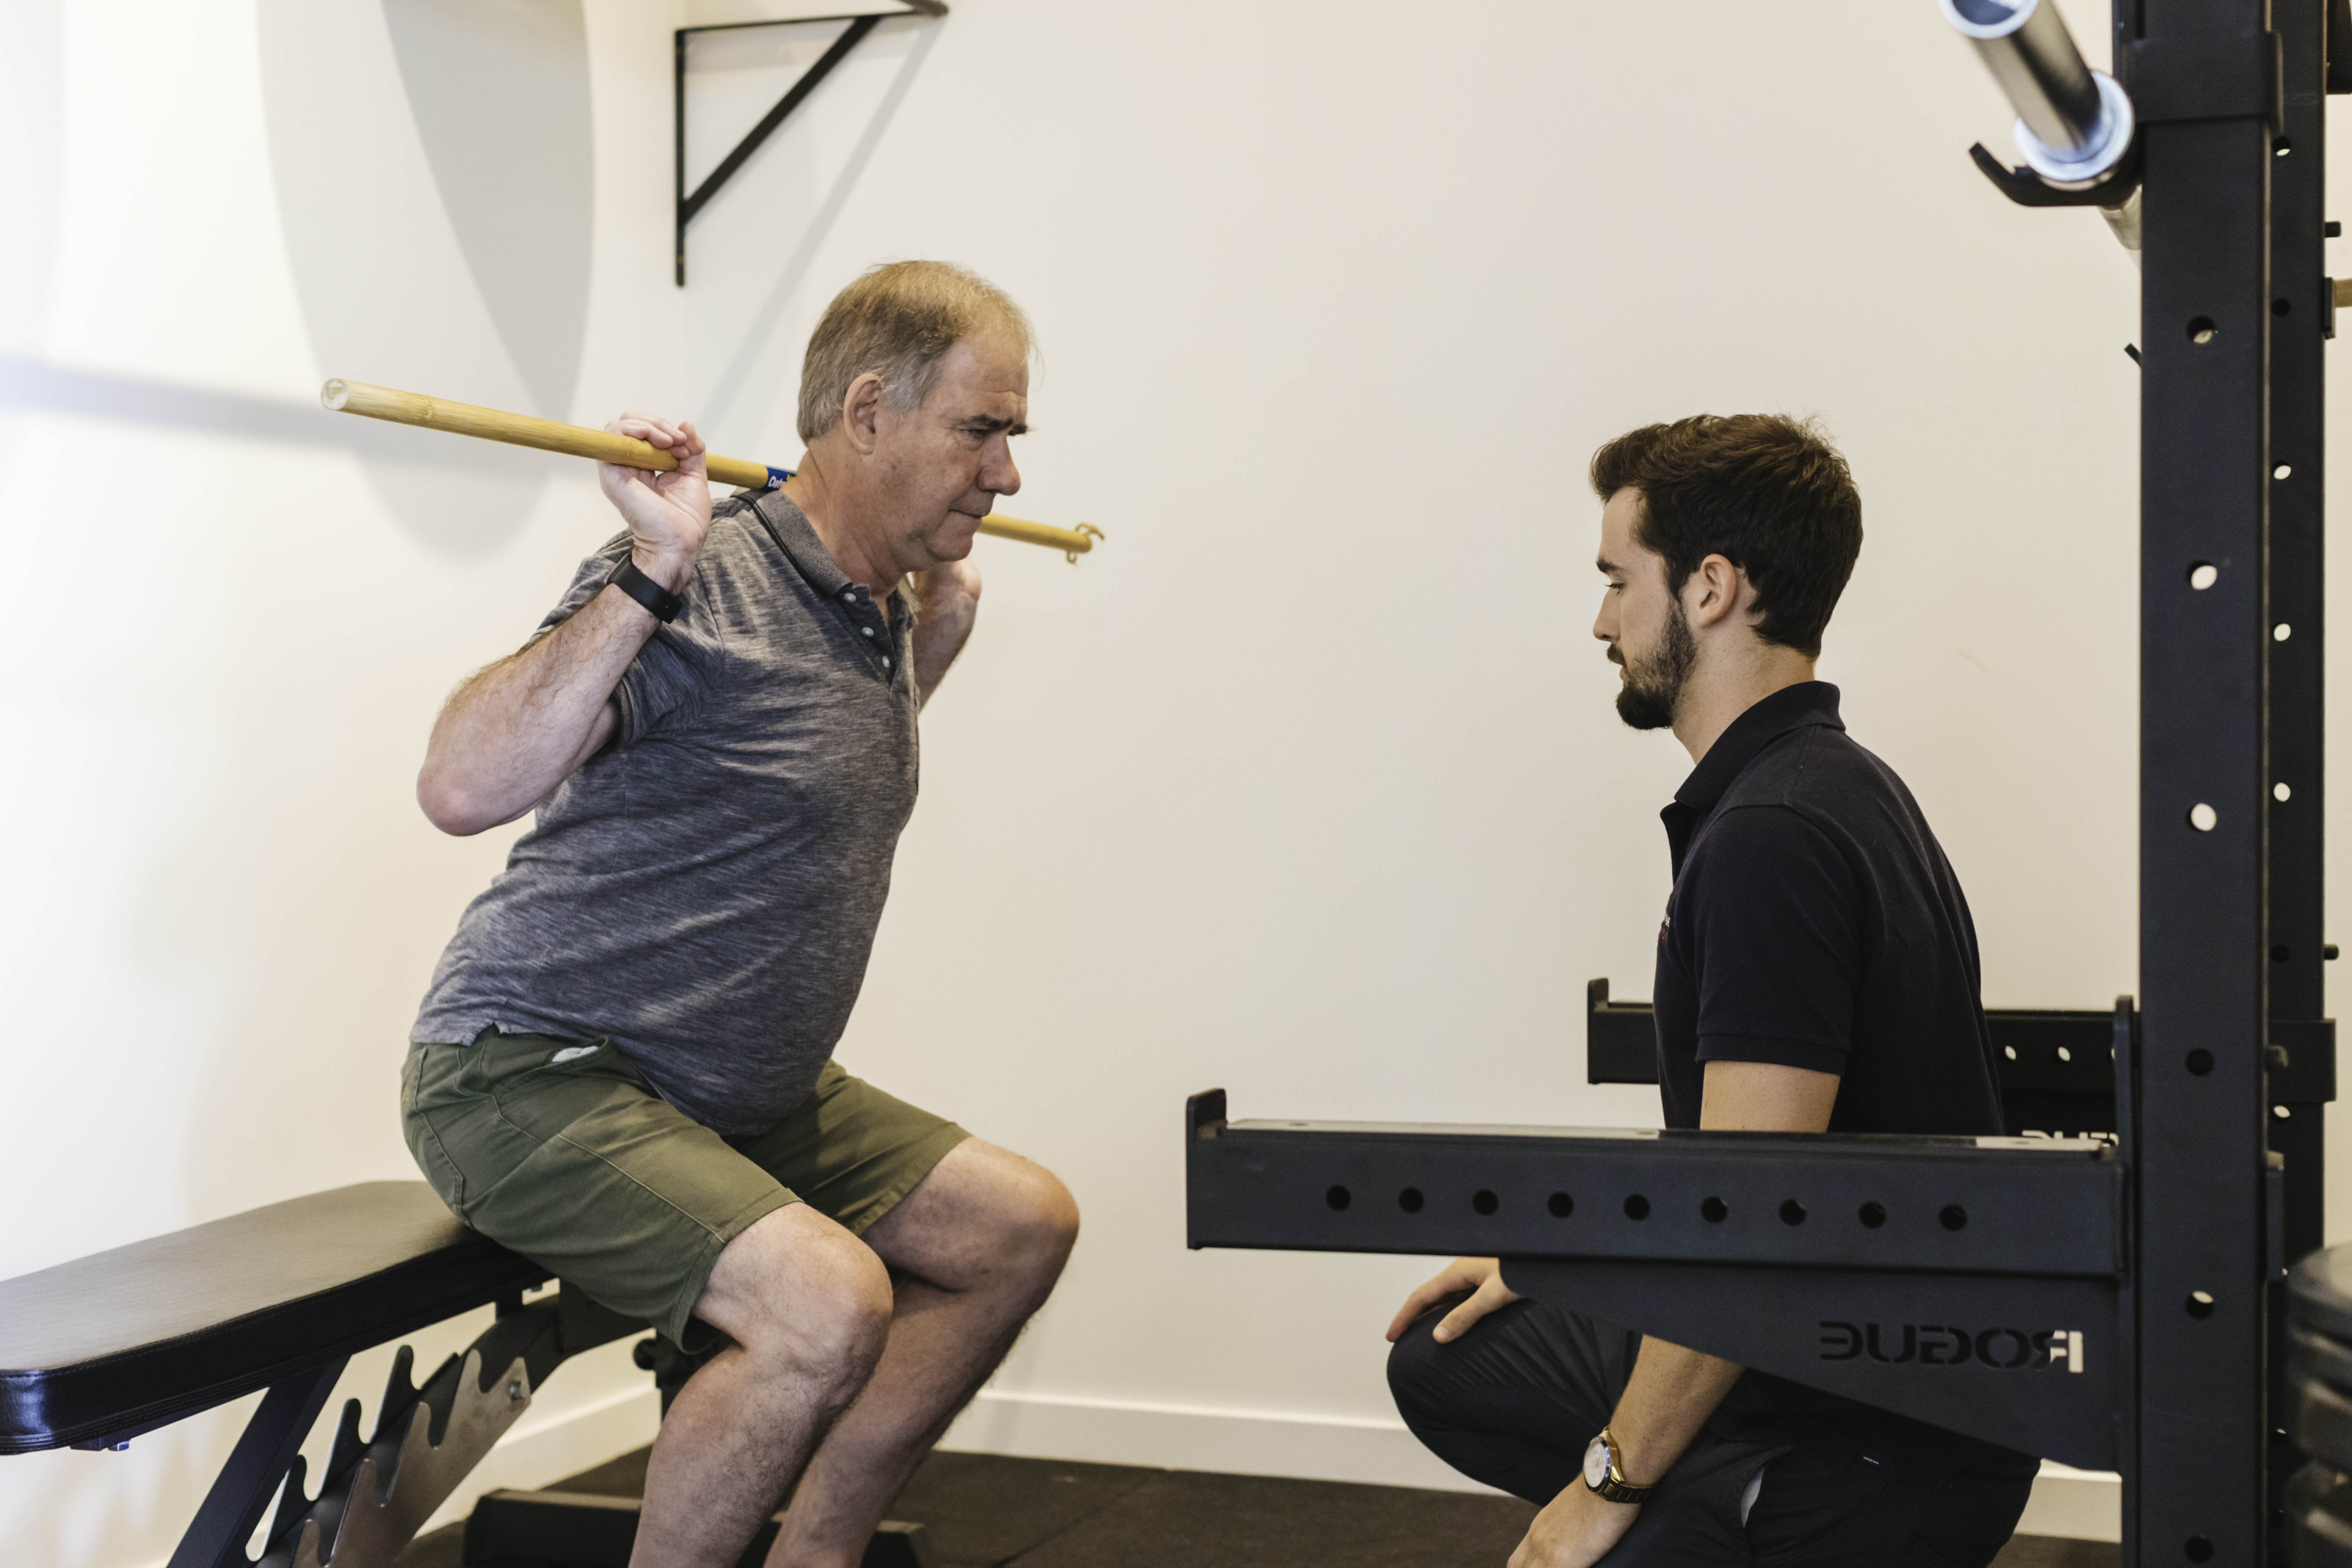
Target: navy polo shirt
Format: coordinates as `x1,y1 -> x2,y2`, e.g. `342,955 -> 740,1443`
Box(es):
1651,682 -> 2003,1137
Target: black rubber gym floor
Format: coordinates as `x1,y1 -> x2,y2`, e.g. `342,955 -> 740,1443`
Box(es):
394,1447 -> 2118,1567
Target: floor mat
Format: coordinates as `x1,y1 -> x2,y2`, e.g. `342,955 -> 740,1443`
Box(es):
394,1447 -> 2115,1567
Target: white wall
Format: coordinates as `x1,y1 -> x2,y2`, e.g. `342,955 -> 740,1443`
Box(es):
0,0 -> 2339,1560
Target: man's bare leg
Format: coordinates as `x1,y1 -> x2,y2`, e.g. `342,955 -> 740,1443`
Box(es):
629,1204 -> 895,1568
766,1139 -> 1080,1568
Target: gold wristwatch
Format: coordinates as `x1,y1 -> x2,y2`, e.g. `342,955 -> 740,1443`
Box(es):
1581,1427 -> 1656,1505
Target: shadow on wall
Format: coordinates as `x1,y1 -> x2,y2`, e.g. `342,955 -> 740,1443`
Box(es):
690,16 -> 941,440
382,0 -> 593,419
256,0 -> 593,557
0,0 -> 61,361
0,356 -> 568,490
0,0 -> 63,484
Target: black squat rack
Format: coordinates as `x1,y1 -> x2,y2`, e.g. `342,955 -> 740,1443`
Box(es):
1186,2 -> 2348,1562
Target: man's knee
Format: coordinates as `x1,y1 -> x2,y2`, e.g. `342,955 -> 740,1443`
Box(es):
899,1142 -> 1080,1292
705,1206 -> 893,1394
788,1255 -> 894,1388
1385,1298 -> 1453,1417
1007,1166 -> 1080,1274
969,1161 -> 1079,1310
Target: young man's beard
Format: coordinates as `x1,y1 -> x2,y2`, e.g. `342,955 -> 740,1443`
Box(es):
1614,603 -> 1696,731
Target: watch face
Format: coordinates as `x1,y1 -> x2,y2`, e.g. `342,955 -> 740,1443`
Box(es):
1584,1436 -> 1610,1489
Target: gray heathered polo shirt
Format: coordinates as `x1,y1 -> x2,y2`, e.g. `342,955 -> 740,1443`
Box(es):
410,491 -> 919,1135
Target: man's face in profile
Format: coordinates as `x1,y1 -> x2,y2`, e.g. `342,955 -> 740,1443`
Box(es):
873,328 -> 1029,568
1592,488 -> 1695,731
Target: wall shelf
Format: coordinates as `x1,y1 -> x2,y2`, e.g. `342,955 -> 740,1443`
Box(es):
674,3 -> 947,285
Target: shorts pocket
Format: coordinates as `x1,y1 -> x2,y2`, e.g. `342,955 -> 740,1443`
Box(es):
407,1039 -> 585,1219
401,1049 -> 471,1214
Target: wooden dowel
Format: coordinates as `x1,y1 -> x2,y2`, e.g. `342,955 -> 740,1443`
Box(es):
320,378 -> 1100,559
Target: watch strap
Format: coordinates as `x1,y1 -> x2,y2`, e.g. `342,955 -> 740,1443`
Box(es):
1586,1428 -> 1656,1505
607,556 -> 684,623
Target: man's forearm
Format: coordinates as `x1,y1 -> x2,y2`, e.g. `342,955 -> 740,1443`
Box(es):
1607,1336 -> 1746,1485
909,569 -> 980,708
1500,1334 -> 1747,1568
417,582 -> 661,834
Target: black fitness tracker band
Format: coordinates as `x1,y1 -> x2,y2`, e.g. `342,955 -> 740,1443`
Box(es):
606,556 -> 684,623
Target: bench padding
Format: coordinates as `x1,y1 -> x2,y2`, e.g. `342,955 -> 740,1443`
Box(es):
0,1182 -> 544,1453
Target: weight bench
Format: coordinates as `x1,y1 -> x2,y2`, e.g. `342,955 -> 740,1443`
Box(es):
0,1181 -> 933,1568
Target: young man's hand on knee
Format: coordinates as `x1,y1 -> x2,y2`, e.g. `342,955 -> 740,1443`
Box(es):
1386,1256 -> 1521,1346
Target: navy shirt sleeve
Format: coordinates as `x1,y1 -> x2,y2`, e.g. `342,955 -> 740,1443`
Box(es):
1677,804 -> 1861,1078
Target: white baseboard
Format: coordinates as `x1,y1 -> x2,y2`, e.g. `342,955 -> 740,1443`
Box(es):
414,1382 -> 661,1535
126,1385 -> 664,1568
940,1388 -> 1496,1493
204,1381 -> 2117,1553
942,1390 -> 2124,1544
2015,1462 -> 2122,1544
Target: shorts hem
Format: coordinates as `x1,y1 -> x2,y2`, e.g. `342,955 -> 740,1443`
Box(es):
662,1185 -> 804,1352
838,1124 -> 973,1238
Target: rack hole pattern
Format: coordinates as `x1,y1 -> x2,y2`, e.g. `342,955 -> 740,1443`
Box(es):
1318,1183 -> 2005,1243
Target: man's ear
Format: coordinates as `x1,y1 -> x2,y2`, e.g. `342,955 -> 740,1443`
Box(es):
1684,553 -> 1745,631
840,372 -> 886,456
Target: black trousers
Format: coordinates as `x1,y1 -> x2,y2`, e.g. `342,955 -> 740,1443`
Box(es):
1386,1296 -> 2037,1567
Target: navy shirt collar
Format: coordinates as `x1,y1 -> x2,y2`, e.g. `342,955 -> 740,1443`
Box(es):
1661,681 -> 1845,873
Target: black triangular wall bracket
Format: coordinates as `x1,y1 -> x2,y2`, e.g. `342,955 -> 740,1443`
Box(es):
674,3 -> 948,286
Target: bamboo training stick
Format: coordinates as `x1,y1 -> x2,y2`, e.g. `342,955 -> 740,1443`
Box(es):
320,379 -> 1102,560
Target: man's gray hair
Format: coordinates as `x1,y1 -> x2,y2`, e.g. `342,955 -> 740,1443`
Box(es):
796,260 -> 1034,443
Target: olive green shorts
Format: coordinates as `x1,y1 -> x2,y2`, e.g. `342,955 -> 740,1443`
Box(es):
401,1029 -> 969,1350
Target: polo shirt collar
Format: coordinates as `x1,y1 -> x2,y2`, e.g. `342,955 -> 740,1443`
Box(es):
1658,682 -> 1844,876
747,490 -> 852,598
1672,680 -> 1846,818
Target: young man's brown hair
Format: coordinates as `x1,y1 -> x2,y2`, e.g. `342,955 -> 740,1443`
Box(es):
1589,415 -> 1863,658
